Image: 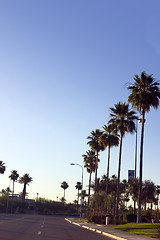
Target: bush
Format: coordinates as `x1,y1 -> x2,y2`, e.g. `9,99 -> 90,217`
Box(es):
123,213 -> 137,223
89,215 -> 106,224
119,214 -> 125,224
113,215 -> 120,225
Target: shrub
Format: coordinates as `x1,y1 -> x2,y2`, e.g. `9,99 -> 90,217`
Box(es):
123,213 -> 137,223
88,215 -> 106,224
119,214 -> 125,224
113,215 -> 120,225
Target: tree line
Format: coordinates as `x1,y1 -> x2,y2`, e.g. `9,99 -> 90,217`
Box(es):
82,71 -> 160,223
0,163 -> 32,200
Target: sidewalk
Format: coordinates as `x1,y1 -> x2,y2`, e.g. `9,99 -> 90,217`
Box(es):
65,217 -> 156,240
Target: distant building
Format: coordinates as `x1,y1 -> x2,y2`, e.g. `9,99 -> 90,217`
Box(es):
128,170 -> 135,181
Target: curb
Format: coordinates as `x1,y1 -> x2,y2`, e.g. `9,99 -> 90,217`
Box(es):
65,218 -> 127,240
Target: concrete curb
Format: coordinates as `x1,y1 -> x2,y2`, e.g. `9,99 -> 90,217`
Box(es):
65,218 -> 127,240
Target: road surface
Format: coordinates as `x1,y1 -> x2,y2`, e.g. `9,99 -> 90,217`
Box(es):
0,214 -> 112,240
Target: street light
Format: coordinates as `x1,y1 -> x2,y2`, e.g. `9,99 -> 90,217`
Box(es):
70,163 -> 83,218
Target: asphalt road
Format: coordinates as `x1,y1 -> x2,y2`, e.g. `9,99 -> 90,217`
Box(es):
0,214 -> 112,240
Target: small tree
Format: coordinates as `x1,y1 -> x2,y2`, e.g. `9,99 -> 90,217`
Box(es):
75,182 -> 82,204
99,124 -> 119,195
61,181 -> 69,199
83,150 -> 96,205
0,161 -> 6,174
9,170 -> 19,196
19,174 -> 33,200
87,129 -> 104,193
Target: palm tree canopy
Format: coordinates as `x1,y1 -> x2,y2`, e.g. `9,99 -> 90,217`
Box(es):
75,182 -> 82,190
108,102 -> 137,137
87,129 -> 104,153
19,173 -> 33,185
61,181 -> 69,190
9,170 -> 19,182
0,161 -> 6,174
83,150 -> 96,173
99,124 -> 119,149
128,71 -> 160,113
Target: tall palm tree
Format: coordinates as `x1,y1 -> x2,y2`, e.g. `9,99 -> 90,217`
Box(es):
9,170 -> 19,196
155,185 -> 160,209
75,181 -> 82,204
108,102 -> 136,216
128,71 -> 160,222
99,124 -> 119,195
0,161 -> 6,174
83,150 -> 96,205
19,173 -> 33,200
61,181 -> 69,199
142,180 -> 156,210
87,129 -> 104,192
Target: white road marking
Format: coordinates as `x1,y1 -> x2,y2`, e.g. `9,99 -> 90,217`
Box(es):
72,222 -> 80,226
38,231 -> 41,235
102,231 -> 127,240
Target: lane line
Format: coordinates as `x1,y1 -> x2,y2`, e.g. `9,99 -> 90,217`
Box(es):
0,217 -> 26,225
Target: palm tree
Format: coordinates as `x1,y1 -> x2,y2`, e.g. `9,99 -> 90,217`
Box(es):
1,187 -> 11,196
128,177 -> 139,214
61,181 -> 69,199
108,102 -> 136,216
128,71 -> 160,222
19,173 -> 33,200
99,124 -> 119,195
80,190 -> 88,206
9,170 -> 19,196
75,181 -> 82,204
155,185 -> 160,209
0,161 -> 6,174
87,129 -> 104,192
82,150 -> 96,205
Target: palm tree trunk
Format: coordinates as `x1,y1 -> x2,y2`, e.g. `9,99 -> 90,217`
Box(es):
115,134 -> 123,216
88,169 -> 92,205
12,180 -> 14,196
137,110 -> 145,223
95,151 -> 98,193
134,120 -> 138,214
78,189 -> 79,204
106,145 -> 110,195
22,183 -> 26,200
64,189 -> 65,199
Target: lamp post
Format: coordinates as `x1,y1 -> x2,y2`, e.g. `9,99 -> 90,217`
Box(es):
70,163 -> 83,218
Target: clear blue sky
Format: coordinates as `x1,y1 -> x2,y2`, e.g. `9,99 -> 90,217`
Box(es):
0,0 -> 159,202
